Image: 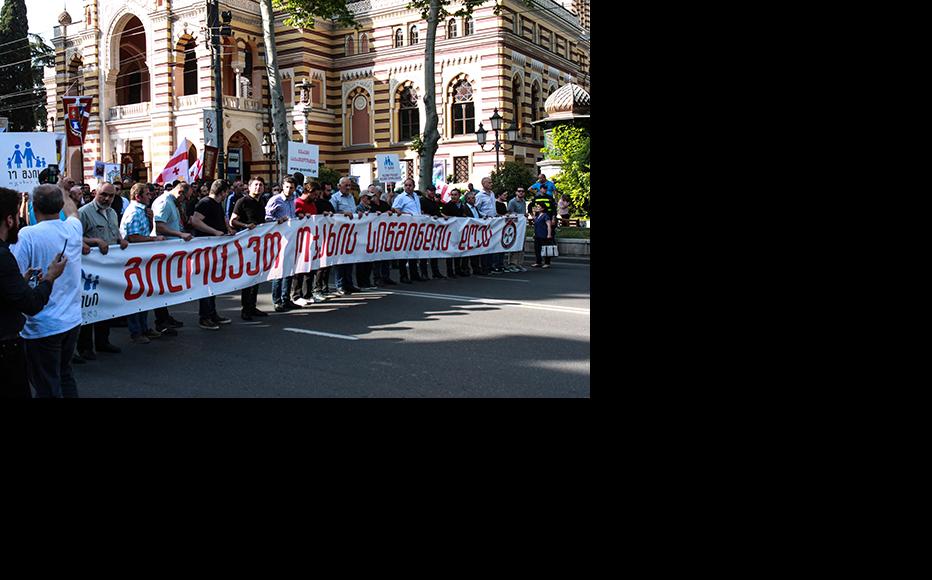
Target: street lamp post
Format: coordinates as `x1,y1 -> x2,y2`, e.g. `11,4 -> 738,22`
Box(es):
297,79 -> 311,144
209,0 -> 233,178
475,107 -> 518,175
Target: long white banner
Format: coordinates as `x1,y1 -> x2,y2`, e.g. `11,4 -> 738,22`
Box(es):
79,214 -> 525,324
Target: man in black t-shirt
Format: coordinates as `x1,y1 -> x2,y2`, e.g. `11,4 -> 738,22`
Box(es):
230,178 -> 270,320
189,179 -> 233,330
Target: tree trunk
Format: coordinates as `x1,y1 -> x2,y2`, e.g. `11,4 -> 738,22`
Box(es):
418,0 -> 441,192
260,0 -> 289,185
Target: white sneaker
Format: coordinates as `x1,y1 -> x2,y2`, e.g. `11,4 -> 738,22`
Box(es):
293,298 -> 309,307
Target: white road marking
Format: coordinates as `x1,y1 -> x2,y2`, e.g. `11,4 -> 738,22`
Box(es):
382,289 -> 590,315
476,276 -> 530,283
284,328 -> 359,340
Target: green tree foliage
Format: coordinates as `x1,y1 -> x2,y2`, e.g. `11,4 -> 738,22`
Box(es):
545,125 -> 590,216
273,0 -> 358,29
0,0 -> 35,130
490,160 -> 535,196
315,164 -> 341,188
30,33 -> 54,131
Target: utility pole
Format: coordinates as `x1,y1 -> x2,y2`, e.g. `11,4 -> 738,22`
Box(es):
208,0 -> 230,178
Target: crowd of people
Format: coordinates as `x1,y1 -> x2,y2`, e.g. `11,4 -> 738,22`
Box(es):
0,169 -> 562,398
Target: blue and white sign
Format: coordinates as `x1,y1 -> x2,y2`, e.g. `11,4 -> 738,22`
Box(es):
376,154 -> 401,182
0,132 -> 60,190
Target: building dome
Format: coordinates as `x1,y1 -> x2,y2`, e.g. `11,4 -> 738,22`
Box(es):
544,83 -> 590,116
58,10 -> 73,27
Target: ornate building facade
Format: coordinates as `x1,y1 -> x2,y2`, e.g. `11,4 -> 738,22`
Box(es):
46,0 -> 590,187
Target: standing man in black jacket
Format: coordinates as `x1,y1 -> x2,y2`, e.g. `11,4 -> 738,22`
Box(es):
441,188 -> 469,278
0,188 -> 67,398
419,185 -> 445,279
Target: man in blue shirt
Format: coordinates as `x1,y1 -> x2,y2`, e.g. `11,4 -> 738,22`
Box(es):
329,176 -> 362,295
392,178 -> 425,283
528,173 -> 556,198
265,176 -> 299,312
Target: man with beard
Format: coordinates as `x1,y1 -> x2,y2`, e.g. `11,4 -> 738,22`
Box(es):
0,188 -> 67,398
441,188 -> 469,278
418,185 -> 446,280
76,183 -> 129,359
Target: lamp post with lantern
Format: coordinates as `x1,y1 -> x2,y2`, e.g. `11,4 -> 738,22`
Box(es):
475,107 -> 518,175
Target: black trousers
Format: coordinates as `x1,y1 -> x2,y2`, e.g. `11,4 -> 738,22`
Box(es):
154,307 -> 172,326
292,272 -> 314,301
24,324 -> 81,398
400,259 -> 422,280
356,262 -> 372,287
77,320 -> 111,353
242,284 -> 259,312
533,238 -> 552,265
0,338 -> 31,398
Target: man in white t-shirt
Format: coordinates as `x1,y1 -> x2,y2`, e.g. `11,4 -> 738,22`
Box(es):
11,184 -> 83,398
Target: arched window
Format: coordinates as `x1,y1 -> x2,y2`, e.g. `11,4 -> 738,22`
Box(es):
464,16 -> 474,36
409,25 -> 418,45
451,80 -> 474,136
345,35 -> 355,56
350,91 -> 370,145
183,38 -> 198,96
394,29 -> 404,48
243,45 -> 253,77
512,76 -> 522,132
359,34 -> 369,53
447,19 -> 458,39
398,86 -> 419,141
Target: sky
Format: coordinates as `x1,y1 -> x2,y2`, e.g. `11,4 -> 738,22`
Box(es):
25,0 -> 75,45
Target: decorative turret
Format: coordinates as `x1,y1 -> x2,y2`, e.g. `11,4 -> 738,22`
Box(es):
58,9 -> 73,28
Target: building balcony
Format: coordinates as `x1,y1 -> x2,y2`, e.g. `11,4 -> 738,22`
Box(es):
223,96 -> 262,113
175,95 -> 204,110
108,102 -> 151,121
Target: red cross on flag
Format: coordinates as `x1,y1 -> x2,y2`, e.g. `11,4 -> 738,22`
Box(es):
156,138 -> 191,185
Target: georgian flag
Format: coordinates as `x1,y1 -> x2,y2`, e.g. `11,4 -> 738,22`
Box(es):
189,149 -> 204,182
156,138 -> 190,184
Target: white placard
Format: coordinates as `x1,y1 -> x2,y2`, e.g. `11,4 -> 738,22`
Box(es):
376,154 -> 401,182
287,141 -> 319,177
0,132 -> 60,191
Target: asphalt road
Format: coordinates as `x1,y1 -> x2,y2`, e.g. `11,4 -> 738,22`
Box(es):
73,257 -> 590,397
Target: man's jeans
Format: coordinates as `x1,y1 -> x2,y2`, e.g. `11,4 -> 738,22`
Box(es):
271,276 -> 293,305
24,325 -> 81,398
127,311 -> 148,337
